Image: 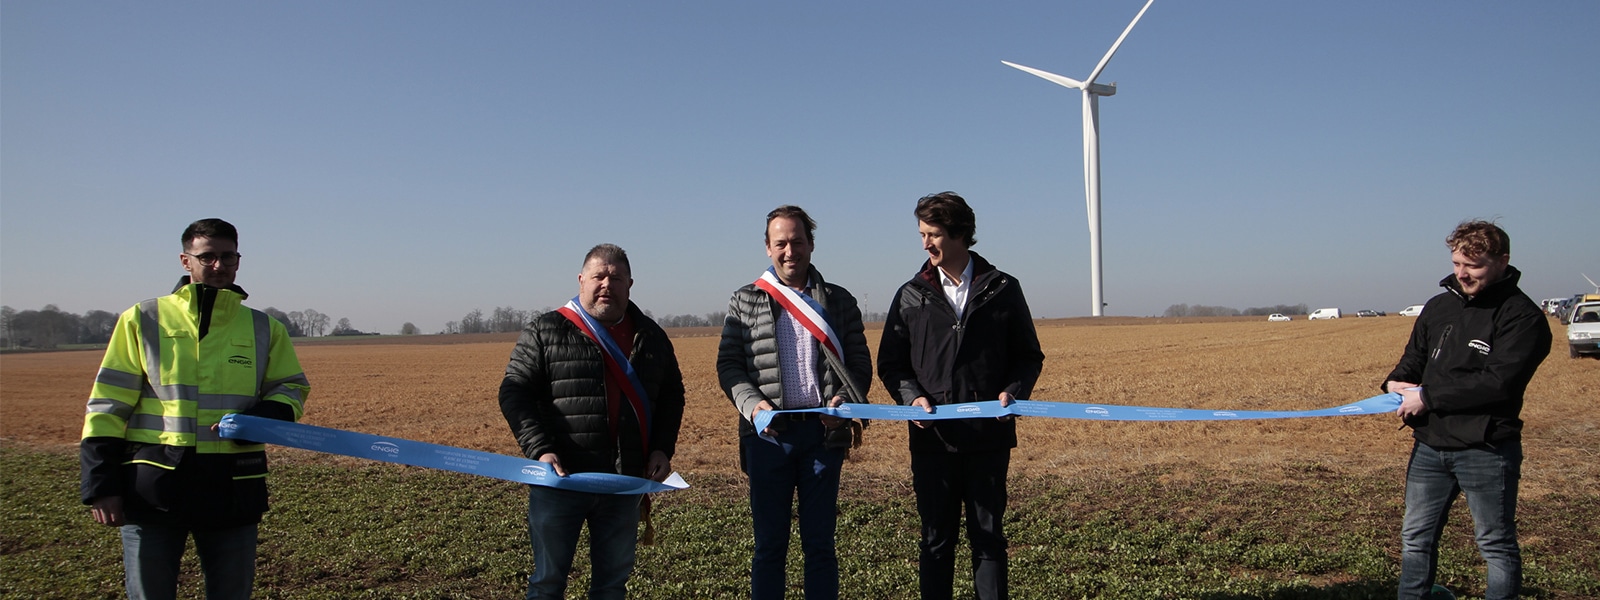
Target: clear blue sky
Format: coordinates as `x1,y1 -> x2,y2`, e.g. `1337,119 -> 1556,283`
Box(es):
4,1 -> 1596,334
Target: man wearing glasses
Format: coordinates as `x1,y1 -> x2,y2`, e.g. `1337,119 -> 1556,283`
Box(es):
81,218 -> 310,599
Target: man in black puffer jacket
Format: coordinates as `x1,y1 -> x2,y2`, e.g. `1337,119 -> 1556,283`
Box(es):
1383,220 -> 1550,600
499,243 -> 686,600
878,192 -> 1044,600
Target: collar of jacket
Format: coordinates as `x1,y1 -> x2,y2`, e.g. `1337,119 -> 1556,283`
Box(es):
1440,265 -> 1524,304
172,275 -> 249,299
170,281 -> 248,340
915,251 -> 998,292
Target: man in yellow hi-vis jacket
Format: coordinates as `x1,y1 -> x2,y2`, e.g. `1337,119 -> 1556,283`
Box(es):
80,218 -> 309,600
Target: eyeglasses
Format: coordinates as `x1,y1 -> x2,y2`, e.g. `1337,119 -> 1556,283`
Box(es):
185,252 -> 242,267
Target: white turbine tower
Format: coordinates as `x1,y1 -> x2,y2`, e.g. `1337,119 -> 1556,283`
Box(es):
1003,0 -> 1155,317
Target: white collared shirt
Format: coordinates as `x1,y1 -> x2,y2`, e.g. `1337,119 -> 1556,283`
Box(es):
940,259 -> 974,319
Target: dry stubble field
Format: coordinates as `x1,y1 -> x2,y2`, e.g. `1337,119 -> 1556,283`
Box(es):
3,316 -> 1595,497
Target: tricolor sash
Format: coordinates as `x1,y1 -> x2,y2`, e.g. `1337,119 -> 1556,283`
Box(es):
754,267 -> 842,358
558,298 -> 652,453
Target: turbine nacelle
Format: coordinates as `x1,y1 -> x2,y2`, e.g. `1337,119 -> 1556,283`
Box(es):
1001,61 -> 1118,96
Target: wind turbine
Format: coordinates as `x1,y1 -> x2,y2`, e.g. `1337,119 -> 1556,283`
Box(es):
1585,273 -> 1599,294
1003,0 -> 1155,317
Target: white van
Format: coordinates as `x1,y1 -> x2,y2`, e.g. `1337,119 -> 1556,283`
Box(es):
1308,308 -> 1341,320
1399,304 -> 1424,317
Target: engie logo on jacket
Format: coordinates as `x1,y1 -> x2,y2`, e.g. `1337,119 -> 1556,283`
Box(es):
227,354 -> 254,367
1468,339 -> 1492,355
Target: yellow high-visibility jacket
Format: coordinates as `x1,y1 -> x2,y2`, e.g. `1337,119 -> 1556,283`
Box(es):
80,283 -> 309,526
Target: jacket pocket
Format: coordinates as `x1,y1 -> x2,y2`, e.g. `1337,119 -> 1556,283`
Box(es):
230,453 -> 271,516
126,444 -> 186,512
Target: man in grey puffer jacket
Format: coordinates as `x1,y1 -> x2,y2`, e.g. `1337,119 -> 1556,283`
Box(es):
717,205 -> 872,600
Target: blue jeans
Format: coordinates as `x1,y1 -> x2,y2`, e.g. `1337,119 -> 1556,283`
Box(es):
1399,440 -> 1522,600
121,522 -> 257,600
525,484 -> 642,600
912,449 -> 1010,600
742,418 -> 845,600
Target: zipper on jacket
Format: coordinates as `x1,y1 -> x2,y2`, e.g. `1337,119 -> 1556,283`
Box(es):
1431,325 -> 1453,361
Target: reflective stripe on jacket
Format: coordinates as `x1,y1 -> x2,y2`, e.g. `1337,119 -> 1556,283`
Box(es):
82,284 -> 308,453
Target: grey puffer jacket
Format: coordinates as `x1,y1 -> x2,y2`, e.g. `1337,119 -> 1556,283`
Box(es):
499,302 -> 685,477
717,266 -> 873,440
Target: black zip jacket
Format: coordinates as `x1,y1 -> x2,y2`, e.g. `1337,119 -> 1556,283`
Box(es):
878,252 -> 1045,453
1383,266 -> 1550,449
499,302 -> 686,477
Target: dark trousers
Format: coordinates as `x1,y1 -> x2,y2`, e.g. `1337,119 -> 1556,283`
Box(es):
742,418 -> 845,600
911,449 -> 1010,600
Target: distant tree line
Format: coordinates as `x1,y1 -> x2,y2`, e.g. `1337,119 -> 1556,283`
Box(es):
645,310 -> 728,329
442,306 -> 549,334
1163,303 -> 1309,318
1,304 -> 378,349
3,299 -> 918,350
1,305 -> 119,349
440,307 -> 738,334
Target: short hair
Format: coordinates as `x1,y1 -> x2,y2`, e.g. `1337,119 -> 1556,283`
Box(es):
1446,220 -> 1510,258
915,192 -> 977,247
765,205 -> 817,244
181,218 -> 238,251
582,243 -> 631,276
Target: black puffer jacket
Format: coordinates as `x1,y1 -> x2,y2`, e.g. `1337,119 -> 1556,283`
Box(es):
499,302 -> 686,477
1383,266 -> 1551,449
716,266 -> 873,440
878,252 -> 1045,453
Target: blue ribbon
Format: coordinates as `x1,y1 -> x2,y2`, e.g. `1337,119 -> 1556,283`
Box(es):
752,393 -> 1402,432
218,414 -> 688,495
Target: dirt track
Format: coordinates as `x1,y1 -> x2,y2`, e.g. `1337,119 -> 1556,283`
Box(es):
5,317 -> 1595,495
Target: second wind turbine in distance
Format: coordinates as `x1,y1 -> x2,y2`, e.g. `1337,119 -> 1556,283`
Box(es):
1003,0 -> 1155,317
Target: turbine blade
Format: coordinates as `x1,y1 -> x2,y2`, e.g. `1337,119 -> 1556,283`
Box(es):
1002,60 -> 1087,90
1585,273 -> 1598,289
1084,0 -> 1156,86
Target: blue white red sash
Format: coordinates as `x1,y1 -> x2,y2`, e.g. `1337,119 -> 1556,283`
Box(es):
558,298 -> 652,451
754,267 -> 842,358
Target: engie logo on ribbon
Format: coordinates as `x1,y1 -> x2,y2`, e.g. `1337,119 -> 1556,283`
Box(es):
956,405 -> 981,414
370,442 -> 401,455
1084,407 -> 1110,416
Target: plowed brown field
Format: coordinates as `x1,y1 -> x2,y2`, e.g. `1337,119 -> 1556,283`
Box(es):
4,317 -> 1595,496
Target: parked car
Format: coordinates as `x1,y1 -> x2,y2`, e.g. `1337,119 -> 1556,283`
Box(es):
1399,304 -> 1424,317
1568,301 -> 1600,359
1267,313 -> 1291,322
1308,308 -> 1341,320
1356,309 -> 1384,317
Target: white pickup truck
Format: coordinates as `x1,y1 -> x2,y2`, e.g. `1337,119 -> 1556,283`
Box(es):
1568,301 -> 1600,359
